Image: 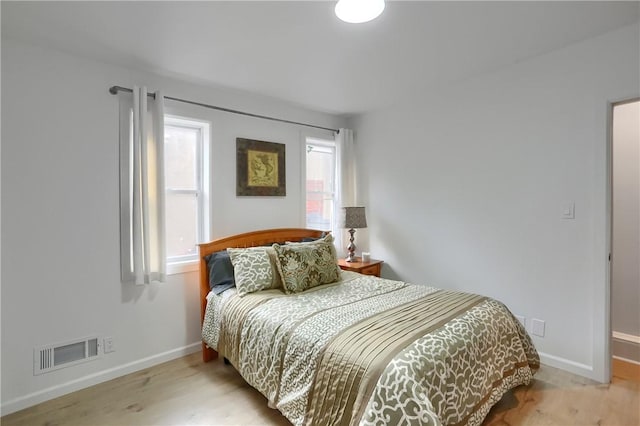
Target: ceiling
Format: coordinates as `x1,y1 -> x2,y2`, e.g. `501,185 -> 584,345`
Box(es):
2,1 -> 638,116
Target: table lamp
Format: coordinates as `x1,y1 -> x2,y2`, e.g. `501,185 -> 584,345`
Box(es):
341,206 -> 367,262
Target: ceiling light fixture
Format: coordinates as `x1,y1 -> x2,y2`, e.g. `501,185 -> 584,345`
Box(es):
335,0 -> 385,24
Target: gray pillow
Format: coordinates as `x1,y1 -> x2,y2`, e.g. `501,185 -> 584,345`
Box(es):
204,250 -> 235,295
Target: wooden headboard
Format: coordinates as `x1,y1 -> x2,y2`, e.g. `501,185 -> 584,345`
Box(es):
198,228 -> 326,362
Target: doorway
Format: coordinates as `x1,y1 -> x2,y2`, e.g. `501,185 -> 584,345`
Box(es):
611,99 -> 640,381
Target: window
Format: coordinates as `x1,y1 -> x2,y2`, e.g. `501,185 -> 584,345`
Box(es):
305,137 -> 336,230
164,116 -> 210,266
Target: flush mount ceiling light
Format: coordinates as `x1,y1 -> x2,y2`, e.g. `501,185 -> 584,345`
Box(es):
335,0 -> 385,24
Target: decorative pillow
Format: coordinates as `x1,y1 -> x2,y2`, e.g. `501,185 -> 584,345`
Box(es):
204,250 -> 235,295
273,235 -> 341,294
284,233 -> 327,245
299,233 -> 326,242
264,247 -> 283,290
227,247 -> 274,297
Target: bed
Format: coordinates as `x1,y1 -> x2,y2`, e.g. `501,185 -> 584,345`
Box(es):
198,228 -> 539,426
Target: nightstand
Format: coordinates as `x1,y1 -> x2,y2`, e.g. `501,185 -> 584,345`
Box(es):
338,258 -> 383,277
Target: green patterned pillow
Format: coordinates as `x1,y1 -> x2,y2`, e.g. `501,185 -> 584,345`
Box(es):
265,247 -> 283,290
227,247 -> 274,296
273,235 -> 341,294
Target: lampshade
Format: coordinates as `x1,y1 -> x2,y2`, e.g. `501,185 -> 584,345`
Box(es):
341,206 -> 367,229
335,0 -> 385,24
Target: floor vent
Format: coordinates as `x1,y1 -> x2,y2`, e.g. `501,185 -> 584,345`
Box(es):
34,336 -> 101,375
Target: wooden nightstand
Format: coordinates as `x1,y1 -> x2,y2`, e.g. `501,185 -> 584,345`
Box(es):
338,258 -> 383,277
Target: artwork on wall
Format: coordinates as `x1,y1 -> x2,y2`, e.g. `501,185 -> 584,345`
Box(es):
236,138 -> 286,196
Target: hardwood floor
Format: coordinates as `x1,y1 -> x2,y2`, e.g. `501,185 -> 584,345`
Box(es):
2,353 -> 639,426
612,357 -> 640,383
484,363 -> 639,425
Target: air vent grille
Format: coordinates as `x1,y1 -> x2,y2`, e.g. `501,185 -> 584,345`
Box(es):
34,336 -> 101,375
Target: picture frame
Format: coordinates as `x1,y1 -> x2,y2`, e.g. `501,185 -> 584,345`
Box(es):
236,138 -> 286,196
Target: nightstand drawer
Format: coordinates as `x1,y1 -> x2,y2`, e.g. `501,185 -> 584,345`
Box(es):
360,264 -> 381,276
338,259 -> 383,277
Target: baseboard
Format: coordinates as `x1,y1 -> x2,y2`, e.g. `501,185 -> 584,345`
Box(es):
1,342 -> 201,416
612,331 -> 640,344
612,332 -> 640,363
612,356 -> 640,382
538,351 -> 594,378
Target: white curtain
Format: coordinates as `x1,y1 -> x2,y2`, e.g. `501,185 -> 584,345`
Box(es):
333,128 -> 357,256
119,86 -> 166,284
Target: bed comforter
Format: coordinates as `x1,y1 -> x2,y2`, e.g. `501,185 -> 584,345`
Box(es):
202,271 -> 539,426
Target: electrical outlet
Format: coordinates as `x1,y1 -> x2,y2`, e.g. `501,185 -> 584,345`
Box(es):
531,319 -> 545,337
514,315 -> 526,328
104,337 -> 115,353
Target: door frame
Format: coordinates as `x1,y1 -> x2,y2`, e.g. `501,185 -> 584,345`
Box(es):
607,97 -> 640,381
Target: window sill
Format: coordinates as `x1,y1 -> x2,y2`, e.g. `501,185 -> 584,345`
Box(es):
166,260 -> 199,276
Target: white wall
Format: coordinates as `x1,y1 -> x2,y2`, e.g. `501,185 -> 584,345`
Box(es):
612,100 -> 640,362
0,39 -> 344,414
350,23 -> 640,382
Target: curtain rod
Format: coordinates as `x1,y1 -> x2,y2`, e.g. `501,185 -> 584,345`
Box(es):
108,85 -> 339,133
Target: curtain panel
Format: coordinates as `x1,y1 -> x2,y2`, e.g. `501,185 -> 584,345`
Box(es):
333,128 -> 357,257
119,86 -> 166,284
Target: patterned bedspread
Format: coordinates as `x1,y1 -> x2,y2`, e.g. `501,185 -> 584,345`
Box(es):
202,272 -> 539,426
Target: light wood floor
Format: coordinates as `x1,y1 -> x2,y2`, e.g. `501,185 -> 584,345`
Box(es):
2,353 -> 639,426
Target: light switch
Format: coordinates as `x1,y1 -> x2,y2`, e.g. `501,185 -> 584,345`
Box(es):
562,202 -> 575,219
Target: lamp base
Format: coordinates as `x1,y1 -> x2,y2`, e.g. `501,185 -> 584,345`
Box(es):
346,228 -> 356,262
345,252 -> 357,263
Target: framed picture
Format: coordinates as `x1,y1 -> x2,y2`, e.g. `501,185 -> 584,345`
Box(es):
236,138 -> 286,196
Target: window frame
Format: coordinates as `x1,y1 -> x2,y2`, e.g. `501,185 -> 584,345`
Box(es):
304,136 -> 337,231
164,115 -> 210,274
